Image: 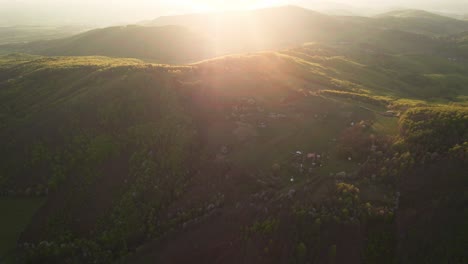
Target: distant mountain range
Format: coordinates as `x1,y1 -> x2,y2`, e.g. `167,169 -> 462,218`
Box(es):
0,25 -> 214,64
0,25 -> 89,45
1,6 -> 468,64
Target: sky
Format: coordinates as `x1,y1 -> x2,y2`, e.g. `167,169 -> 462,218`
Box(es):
1,0 -> 467,26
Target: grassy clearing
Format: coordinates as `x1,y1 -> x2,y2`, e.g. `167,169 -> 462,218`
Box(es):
227,94 -> 378,179
373,115 -> 399,136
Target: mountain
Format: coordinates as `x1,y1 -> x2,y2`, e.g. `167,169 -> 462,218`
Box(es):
0,6 -> 356,63
148,7 -> 468,38
373,9 -> 468,36
0,25 -> 89,45
146,6 -> 468,56
145,5 -> 331,27
145,6 -> 347,54
0,6 -> 346,63
150,6 -> 452,57
432,11 -> 468,20
376,9 -> 450,19
2,6 -> 468,64
0,25 -> 214,64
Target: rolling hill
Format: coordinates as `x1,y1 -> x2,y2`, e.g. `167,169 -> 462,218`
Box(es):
0,41 -> 467,262
373,9 -> 468,36
0,25 -> 89,45
377,9 -> 454,19
0,25 -> 214,64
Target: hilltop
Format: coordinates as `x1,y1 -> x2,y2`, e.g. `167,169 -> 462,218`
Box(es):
146,5 -> 331,29
376,9 -> 451,19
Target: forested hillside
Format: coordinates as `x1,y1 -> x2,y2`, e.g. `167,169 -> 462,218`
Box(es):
0,41 -> 467,263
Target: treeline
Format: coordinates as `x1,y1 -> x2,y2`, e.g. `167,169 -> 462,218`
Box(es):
399,106 -> 468,155
319,90 -> 390,107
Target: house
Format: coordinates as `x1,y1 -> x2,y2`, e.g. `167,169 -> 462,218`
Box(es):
340,111 -> 353,118
272,163 -> 281,171
382,111 -> 399,117
336,171 -> 347,178
220,145 -> 229,154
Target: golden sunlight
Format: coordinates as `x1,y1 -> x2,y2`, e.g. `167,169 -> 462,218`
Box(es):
185,0 -> 287,12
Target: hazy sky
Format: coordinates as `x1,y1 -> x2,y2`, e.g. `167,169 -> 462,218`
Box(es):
1,0 -> 467,26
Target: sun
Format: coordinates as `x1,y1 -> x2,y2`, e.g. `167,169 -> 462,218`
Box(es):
192,0 -> 287,12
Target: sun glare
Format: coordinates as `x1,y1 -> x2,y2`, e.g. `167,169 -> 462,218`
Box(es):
188,0 -> 286,12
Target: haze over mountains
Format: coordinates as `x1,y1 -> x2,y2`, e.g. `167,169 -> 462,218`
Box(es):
2,6 -> 468,63
1,0 -> 467,26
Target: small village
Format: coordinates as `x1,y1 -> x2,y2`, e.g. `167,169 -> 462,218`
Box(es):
214,95 -> 385,188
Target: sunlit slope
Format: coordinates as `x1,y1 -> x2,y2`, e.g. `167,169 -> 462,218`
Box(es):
1,45 -> 467,262
0,51 -> 392,263
149,6 -> 468,41
1,47 -> 467,201
198,44 -> 468,104
147,6 -> 344,53
147,6 -> 468,53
